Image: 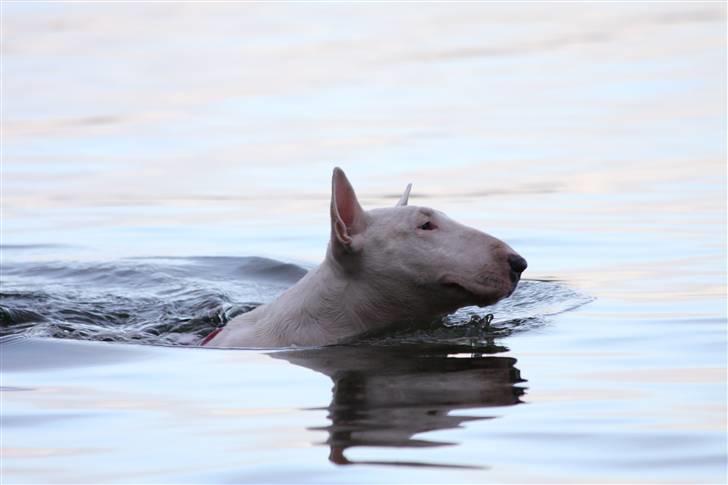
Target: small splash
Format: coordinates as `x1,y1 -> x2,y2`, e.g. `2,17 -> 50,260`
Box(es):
466,313 -> 494,327
446,280 -> 594,331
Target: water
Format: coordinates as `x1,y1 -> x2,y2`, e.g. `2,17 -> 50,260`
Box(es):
1,3 -> 726,483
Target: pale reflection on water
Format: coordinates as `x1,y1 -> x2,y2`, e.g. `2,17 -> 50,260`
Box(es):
1,2 -> 726,484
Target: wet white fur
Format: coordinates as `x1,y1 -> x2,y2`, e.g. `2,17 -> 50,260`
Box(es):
207,168 -> 522,348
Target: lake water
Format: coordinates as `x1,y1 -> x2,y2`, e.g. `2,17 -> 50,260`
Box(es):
1,3 -> 726,483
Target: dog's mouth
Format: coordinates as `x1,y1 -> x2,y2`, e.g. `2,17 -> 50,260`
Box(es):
442,281 -> 468,292
440,275 -> 514,306
508,271 -> 521,296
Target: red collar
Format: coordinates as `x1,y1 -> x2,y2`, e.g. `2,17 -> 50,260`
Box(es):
200,327 -> 223,346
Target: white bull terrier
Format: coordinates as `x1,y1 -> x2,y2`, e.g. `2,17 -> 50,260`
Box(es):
204,167 -> 527,348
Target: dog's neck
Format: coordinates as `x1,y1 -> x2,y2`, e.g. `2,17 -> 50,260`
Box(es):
226,251 -> 418,347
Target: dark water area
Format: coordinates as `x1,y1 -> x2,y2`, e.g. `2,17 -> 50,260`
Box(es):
0,256 -> 299,345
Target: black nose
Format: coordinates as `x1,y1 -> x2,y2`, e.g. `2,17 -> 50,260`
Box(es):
508,254 -> 528,274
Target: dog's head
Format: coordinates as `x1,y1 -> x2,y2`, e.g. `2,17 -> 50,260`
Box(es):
327,167 -> 527,319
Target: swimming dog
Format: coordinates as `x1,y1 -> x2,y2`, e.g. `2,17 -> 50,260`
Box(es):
204,167 -> 526,348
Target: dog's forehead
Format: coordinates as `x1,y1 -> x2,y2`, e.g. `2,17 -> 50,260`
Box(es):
366,205 -> 443,223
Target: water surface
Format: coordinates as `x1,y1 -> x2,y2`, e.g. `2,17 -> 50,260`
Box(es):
1,2 -> 726,483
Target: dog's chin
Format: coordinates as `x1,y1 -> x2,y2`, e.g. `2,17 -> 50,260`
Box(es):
440,277 -> 514,307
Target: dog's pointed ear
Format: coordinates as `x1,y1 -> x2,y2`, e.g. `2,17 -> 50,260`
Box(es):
395,183 -> 412,207
330,167 -> 365,252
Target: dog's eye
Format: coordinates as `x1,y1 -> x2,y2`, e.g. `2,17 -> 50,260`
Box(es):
418,221 -> 434,231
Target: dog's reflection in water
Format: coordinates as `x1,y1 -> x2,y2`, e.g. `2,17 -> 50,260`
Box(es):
271,344 -> 526,468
